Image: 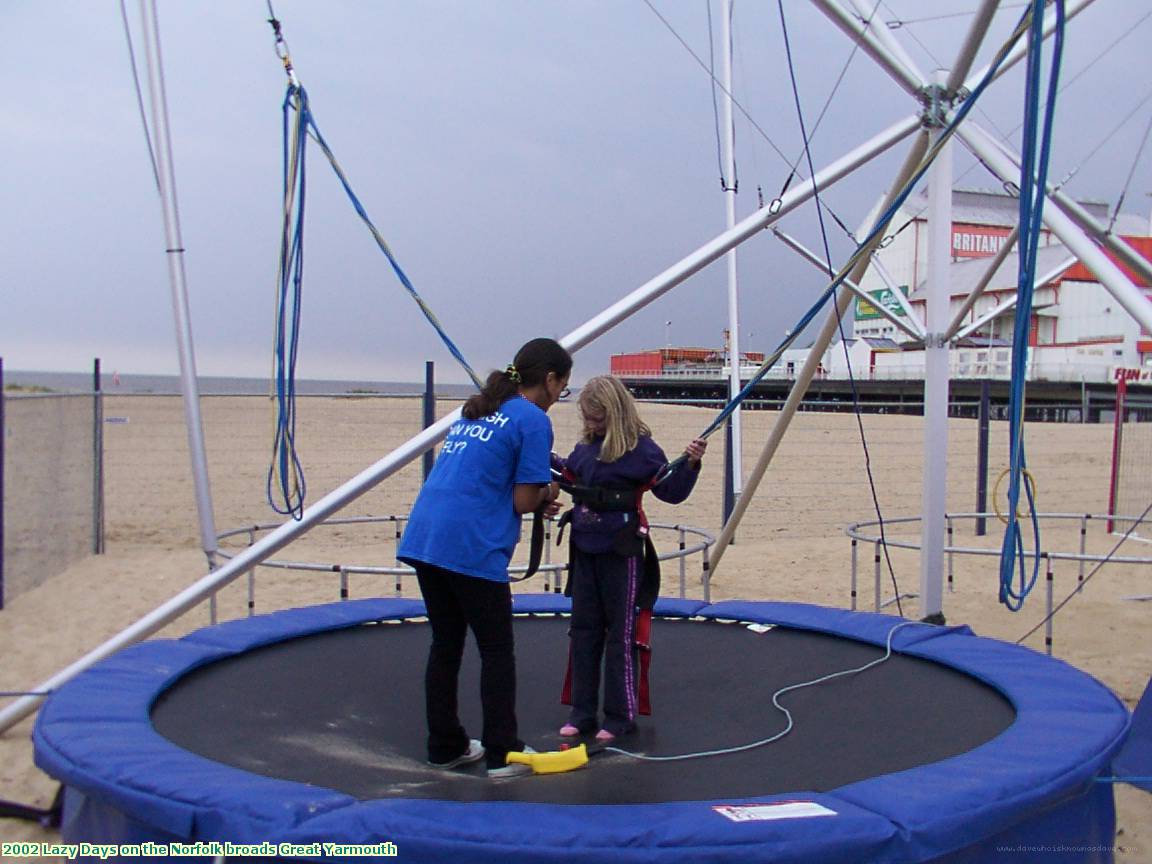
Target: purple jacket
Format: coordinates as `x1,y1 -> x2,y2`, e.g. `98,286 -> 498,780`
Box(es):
555,435 -> 701,554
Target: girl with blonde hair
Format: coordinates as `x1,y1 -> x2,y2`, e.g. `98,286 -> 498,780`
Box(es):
553,375 -> 706,742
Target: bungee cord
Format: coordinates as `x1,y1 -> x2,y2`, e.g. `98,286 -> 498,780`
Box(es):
263,5 -> 482,518
267,81 -> 308,519
998,0 -> 1065,611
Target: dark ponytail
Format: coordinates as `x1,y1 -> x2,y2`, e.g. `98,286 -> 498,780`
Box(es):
462,337 -> 573,419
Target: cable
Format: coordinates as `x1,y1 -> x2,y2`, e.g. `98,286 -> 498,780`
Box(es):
117,0 -> 162,194
608,620 -> 933,762
640,0 -> 792,169
1058,89 -> 1152,195
776,0 -> 905,616
706,0 -> 737,192
886,4 -> 1029,30
1107,104 -> 1152,233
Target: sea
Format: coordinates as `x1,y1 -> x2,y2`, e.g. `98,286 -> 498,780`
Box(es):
1,369 -> 477,398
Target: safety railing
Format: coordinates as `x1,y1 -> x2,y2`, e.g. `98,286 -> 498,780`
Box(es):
846,511 -> 1152,654
215,515 -> 716,619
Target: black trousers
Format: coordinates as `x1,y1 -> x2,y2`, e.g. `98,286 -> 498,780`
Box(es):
567,547 -> 641,736
415,563 -> 523,769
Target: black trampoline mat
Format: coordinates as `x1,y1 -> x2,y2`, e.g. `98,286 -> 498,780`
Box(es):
150,615 -> 1015,804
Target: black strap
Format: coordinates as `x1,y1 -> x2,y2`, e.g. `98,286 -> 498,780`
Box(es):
567,484 -> 638,512
512,507 -> 547,583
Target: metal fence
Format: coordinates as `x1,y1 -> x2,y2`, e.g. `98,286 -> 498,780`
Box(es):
0,370 -> 103,607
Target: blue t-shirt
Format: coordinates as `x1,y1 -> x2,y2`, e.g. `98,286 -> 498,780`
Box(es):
398,395 -> 553,582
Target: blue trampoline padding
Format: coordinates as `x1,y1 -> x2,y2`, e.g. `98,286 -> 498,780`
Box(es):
34,596 -> 1130,864
1114,675 -> 1152,793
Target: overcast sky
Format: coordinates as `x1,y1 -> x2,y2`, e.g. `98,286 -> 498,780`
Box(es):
4,1 -> 1150,385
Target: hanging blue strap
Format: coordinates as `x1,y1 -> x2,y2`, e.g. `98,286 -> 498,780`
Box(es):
998,0 -> 1065,610
267,84 -> 309,518
266,83 -> 483,518
292,84 -> 482,389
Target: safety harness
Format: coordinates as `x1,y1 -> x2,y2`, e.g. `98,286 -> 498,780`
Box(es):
554,465 -> 662,717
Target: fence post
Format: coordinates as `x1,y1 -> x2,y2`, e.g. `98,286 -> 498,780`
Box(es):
0,356 -> 5,610
722,420 -> 735,537
422,361 -> 435,484
93,358 -> 105,555
1107,378 -> 1127,534
975,379 -> 990,536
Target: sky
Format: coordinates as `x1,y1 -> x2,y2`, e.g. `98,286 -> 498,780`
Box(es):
4,1 -> 1151,386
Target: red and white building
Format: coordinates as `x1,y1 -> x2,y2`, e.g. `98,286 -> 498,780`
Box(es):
845,188 -> 1152,383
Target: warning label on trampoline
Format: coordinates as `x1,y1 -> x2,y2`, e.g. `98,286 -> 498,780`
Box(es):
713,802 -> 837,822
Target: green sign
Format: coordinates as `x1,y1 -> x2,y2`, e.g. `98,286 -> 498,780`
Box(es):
855,286 -> 909,321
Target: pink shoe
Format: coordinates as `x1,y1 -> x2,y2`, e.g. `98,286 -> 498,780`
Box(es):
559,724 -> 581,737
594,729 -> 616,743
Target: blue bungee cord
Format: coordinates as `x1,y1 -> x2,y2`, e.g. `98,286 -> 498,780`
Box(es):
264,7 -> 482,519
998,0 -> 1065,611
268,80 -> 309,519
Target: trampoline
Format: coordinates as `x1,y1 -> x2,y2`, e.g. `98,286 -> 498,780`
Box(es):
34,595 -> 1129,863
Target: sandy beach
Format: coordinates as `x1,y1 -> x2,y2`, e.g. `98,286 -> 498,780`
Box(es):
1,394 -> 1148,858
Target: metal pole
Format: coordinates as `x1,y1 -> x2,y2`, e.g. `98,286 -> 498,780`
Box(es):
93,358 -> 105,555
0,357 -> 5,611
961,0 -> 1097,95
919,69 -> 952,624
811,0 -> 924,97
562,115 -> 920,351
958,123 -> 1152,335
422,361 -> 435,483
1045,557 -> 1054,656
976,379 -> 990,536
0,116 -> 919,735
946,0 -> 1000,93
139,0 -> 218,565
943,225 -> 1020,342
774,229 -> 924,340
1107,378 -> 1127,534
720,0 -> 743,501
709,130 -> 932,578
874,539 -> 882,612
946,516 -> 954,592
1077,515 -> 1087,592
723,422 -> 735,528
850,537 -> 858,611
1048,188 -> 1152,286
847,0 -> 927,87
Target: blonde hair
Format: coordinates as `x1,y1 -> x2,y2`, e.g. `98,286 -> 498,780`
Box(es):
579,375 -> 650,463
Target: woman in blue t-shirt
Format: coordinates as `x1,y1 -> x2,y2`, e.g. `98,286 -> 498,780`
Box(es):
398,337 -> 572,778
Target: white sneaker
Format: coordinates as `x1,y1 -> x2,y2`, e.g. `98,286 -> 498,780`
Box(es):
429,739 -> 485,770
487,746 -> 537,779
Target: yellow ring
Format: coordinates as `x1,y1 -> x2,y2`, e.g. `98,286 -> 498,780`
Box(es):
992,468 -> 1037,525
